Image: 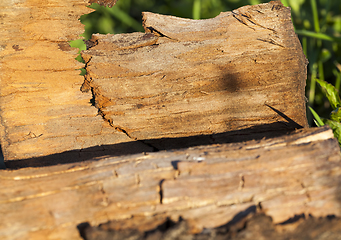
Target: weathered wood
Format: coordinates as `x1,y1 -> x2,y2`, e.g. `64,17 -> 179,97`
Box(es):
88,0 -> 118,8
0,1 -> 308,163
82,213 -> 341,240
82,1 -> 308,142
0,0 -> 151,162
0,126 -> 340,240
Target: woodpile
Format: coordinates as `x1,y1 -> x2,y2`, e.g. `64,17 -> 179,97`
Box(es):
1,0 -> 307,163
0,1 -> 340,240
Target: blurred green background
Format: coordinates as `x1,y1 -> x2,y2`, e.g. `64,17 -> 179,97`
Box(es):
70,0 -> 341,126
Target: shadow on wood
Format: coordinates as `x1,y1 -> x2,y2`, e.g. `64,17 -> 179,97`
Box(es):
5,118 -> 302,169
79,212 -> 341,240
0,126 -> 340,240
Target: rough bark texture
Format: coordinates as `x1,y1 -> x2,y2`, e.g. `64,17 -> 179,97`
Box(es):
0,0 -> 151,162
88,0 -> 119,7
0,126 -> 340,240
82,213 -> 341,240
0,1 -> 308,164
82,1 -> 308,144
2,2 -> 337,240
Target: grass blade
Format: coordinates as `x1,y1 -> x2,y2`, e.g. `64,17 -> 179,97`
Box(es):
192,0 -> 201,20
310,0 -> 320,33
315,78 -> 341,109
107,7 -> 144,32
295,30 -> 341,43
308,106 -> 325,127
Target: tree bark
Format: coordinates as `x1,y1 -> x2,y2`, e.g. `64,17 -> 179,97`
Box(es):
1,2 -> 339,240
82,213 -> 341,240
0,126 -> 340,240
0,1 -> 308,164
0,0 -> 149,162
82,1 -> 308,143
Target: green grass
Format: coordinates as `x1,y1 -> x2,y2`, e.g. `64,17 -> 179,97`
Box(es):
284,0 -> 341,126
75,0 -> 272,39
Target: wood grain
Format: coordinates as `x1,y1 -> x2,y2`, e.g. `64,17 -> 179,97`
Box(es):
0,0 -> 151,162
0,1 -> 308,163
0,126 -> 340,240
83,1 -> 308,142
88,0 -> 119,8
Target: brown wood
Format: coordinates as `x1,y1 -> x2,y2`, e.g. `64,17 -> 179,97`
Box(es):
88,0 -> 119,8
82,213 -> 341,240
82,1 -> 308,142
0,0 -> 151,162
0,2 -> 339,240
0,1 -> 308,163
0,126 -> 340,240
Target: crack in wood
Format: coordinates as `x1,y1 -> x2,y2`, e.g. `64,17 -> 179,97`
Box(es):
99,184 -> 109,207
300,182 -> 311,202
145,27 -> 176,41
135,173 -> 140,186
257,38 -> 285,48
75,2 -> 307,166
80,60 -> 92,93
232,10 -> 278,34
108,120 -> 160,151
232,13 -> 256,31
84,39 -> 98,50
88,0 -> 119,8
239,174 -> 245,190
159,179 -> 165,204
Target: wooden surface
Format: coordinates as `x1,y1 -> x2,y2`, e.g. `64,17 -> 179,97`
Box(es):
82,1 -> 308,142
0,1 -> 308,163
0,126 -> 340,240
83,213 -> 341,240
0,0 -> 148,162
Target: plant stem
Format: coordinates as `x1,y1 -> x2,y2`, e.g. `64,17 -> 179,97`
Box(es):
318,61 -> 325,81
310,0 -> 320,33
192,0 -> 201,20
309,63 -> 318,106
295,30 -> 341,43
107,6 -> 144,32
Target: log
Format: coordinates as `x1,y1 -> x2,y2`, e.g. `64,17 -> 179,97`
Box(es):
82,1 -> 308,144
82,213 -> 341,240
1,3 -> 339,240
0,0 -> 151,162
0,126 -> 340,240
0,1 -> 308,164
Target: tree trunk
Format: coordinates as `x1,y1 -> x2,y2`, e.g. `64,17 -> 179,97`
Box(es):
0,126 -> 340,240
82,1 -> 308,144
